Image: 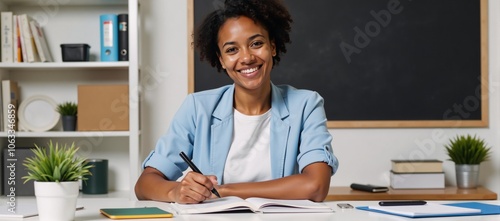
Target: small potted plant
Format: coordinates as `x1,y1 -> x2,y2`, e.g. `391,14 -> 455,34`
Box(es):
444,134 -> 492,189
23,141 -> 92,221
56,101 -> 78,131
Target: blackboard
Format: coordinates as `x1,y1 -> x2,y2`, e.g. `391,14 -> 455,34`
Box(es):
188,0 -> 488,128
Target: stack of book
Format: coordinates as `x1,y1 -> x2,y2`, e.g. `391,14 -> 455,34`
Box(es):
390,159 -> 445,189
1,12 -> 52,63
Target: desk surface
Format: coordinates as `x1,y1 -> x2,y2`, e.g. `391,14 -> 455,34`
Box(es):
10,197 -> 499,221
326,186 -> 498,201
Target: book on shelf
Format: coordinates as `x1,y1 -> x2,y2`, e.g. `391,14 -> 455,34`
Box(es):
29,19 -> 53,62
1,11 -> 13,62
3,147 -> 36,196
170,196 -> 333,214
390,171 -> 445,189
2,80 -> 20,131
118,13 -> 128,61
13,14 -> 23,62
100,14 -> 119,61
17,15 -> 27,62
391,159 -> 443,173
18,14 -> 40,63
0,66 -> 8,130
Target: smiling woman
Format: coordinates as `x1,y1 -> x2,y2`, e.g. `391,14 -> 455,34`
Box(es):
135,0 -> 339,204
217,16 -> 275,115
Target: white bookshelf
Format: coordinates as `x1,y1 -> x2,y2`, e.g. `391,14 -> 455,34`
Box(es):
0,61 -> 129,70
0,131 -> 131,138
0,0 -> 140,198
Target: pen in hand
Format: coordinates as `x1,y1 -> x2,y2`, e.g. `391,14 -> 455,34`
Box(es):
179,151 -> 221,198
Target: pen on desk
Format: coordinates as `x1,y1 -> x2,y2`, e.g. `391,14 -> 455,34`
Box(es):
379,200 -> 427,206
179,151 -> 221,198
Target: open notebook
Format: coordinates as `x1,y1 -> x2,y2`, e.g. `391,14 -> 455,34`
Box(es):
170,196 -> 333,214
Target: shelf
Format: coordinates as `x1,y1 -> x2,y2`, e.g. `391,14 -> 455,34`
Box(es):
0,0 -> 127,7
0,62 -> 129,71
0,131 -> 130,138
0,190 -> 130,200
325,186 -> 498,201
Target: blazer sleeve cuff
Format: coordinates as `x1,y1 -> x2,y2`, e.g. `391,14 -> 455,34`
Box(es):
142,150 -> 184,181
298,146 -> 339,175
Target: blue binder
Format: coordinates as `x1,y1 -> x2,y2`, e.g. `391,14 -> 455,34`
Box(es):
100,14 -> 118,61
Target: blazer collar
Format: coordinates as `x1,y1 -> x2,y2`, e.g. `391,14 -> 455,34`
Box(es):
270,83 -> 290,120
212,84 -> 235,121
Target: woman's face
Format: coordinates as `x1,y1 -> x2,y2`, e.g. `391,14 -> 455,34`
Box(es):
217,16 -> 276,92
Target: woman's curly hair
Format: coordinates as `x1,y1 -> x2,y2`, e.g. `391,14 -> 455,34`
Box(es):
194,0 -> 293,73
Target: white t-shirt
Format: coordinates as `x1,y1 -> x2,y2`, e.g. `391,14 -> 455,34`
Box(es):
222,108 -> 272,184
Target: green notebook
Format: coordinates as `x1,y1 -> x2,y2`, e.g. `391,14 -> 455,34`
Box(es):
100,207 -> 173,219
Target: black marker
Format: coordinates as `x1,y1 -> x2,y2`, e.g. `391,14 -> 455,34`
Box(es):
179,151 -> 221,198
379,200 -> 427,206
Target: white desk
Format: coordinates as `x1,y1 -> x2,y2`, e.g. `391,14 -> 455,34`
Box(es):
9,197 -> 500,221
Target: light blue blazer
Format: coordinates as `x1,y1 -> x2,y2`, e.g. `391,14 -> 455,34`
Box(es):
143,83 -> 339,182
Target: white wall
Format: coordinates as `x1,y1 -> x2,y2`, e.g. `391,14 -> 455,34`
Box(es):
140,0 -> 500,195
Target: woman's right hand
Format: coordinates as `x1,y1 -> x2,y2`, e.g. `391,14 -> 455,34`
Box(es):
172,171 -> 219,204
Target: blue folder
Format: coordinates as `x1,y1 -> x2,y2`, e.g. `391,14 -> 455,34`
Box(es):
356,202 -> 500,218
100,14 -> 119,61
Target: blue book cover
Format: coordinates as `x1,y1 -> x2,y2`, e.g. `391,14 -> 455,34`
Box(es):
356,202 -> 500,218
100,14 -> 118,61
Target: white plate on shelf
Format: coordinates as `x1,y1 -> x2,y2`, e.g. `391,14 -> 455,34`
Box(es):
18,95 -> 60,132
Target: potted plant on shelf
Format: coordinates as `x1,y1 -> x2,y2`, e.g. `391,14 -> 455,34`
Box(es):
444,134 -> 492,189
56,101 -> 78,131
22,141 -> 92,221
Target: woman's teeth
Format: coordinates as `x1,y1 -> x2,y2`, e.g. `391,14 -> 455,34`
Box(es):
240,67 -> 259,74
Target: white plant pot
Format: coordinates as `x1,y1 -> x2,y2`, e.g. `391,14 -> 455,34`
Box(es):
34,181 -> 79,221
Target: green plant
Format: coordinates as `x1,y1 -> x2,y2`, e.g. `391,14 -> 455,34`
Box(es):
56,101 -> 77,116
445,134 -> 492,165
22,141 -> 92,183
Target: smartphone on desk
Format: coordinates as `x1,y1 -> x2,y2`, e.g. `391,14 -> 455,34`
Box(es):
350,183 -> 389,193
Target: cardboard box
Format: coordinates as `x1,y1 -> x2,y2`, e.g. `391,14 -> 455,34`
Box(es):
78,85 -> 129,131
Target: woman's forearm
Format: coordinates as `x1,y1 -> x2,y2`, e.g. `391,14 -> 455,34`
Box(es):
135,167 -> 219,203
135,167 -> 178,202
219,162 -> 332,201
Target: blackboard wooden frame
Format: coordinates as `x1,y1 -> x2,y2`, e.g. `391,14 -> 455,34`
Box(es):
187,0 -> 488,128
